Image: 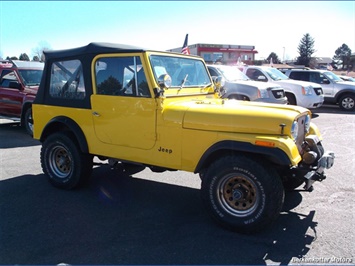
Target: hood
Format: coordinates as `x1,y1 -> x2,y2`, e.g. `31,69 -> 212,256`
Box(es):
24,85 -> 40,95
225,80 -> 275,90
276,79 -> 321,88
334,81 -> 355,89
163,98 -> 308,135
224,80 -> 258,90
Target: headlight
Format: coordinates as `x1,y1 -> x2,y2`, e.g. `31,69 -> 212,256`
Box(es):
302,86 -> 313,95
304,114 -> 311,133
291,121 -> 299,141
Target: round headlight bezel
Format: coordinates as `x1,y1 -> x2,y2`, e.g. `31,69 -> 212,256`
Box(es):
304,114 -> 311,133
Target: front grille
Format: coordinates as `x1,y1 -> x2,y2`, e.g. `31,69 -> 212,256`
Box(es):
295,115 -> 306,153
313,87 -> 323,95
271,88 -> 285,99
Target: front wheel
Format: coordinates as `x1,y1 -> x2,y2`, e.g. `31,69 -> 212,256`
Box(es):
339,94 -> 355,111
201,155 -> 284,233
41,132 -> 93,189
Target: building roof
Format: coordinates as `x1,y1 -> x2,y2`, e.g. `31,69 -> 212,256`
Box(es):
315,57 -> 333,64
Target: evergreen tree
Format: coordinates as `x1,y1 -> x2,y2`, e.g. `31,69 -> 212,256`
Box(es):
296,33 -> 315,67
267,52 -> 281,64
19,53 -> 30,61
333,43 -> 352,70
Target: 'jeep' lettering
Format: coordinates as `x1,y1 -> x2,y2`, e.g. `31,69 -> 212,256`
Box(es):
158,146 -> 173,154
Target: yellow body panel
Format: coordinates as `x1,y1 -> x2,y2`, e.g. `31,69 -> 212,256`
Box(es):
33,49 -> 321,173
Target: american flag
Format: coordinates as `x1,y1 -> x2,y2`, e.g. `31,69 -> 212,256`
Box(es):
181,34 -> 190,55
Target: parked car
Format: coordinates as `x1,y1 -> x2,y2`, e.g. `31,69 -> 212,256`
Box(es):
239,66 -> 324,109
0,60 -> 44,135
283,69 -> 355,111
339,75 -> 355,82
33,42 -> 334,233
207,64 -> 287,104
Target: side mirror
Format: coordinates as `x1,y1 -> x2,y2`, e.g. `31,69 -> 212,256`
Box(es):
9,81 -> 21,89
212,76 -> 226,96
322,79 -> 330,84
157,74 -> 172,90
212,76 -> 225,89
154,74 -> 172,98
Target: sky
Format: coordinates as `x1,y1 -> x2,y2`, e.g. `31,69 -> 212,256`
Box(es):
0,1 -> 354,61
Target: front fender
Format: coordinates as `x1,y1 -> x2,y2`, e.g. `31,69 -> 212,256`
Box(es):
194,140 -> 291,173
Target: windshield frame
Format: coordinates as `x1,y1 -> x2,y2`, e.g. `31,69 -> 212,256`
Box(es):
18,69 -> 43,86
149,54 -> 212,89
323,71 -> 343,82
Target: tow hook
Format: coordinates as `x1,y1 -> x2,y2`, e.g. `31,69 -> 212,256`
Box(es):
304,172 -> 326,191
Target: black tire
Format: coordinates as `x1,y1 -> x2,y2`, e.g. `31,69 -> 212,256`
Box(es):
23,107 -> 34,136
41,132 -> 93,189
201,155 -> 284,233
339,94 -> 355,111
282,177 -> 305,191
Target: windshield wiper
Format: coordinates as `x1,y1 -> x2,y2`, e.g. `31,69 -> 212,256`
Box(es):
178,74 -> 188,91
201,82 -> 212,88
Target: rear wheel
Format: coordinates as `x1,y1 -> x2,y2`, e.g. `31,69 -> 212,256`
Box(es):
201,155 -> 284,233
41,132 -> 93,189
339,94 -> 355,111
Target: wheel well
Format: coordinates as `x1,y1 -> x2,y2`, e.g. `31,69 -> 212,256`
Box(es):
21,102 -> 32,123
40,117 -> 89,153
285,92 -> 296,105
335,91 -> 355,103
195,141 -> 291,175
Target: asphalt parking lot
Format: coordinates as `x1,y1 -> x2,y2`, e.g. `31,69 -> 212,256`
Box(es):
0,104 -> 354,265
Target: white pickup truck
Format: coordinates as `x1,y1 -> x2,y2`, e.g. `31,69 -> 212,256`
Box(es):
239,66 -> 324,109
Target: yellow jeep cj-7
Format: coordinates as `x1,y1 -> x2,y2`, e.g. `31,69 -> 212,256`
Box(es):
33,43 -> 335,233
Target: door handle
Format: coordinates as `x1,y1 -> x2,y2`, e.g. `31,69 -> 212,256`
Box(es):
92,111 -> 100,117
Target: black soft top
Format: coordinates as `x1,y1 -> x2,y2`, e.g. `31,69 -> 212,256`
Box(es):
43,42 -> 147,59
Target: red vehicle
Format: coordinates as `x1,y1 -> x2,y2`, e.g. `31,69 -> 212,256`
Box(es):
0,60 -> 44,135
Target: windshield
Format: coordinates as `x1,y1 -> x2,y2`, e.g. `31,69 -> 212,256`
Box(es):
150,55 -> 211,88
323,71 -> 343,82
213,65 -> 249,81
18,69 -> 43,86
264,68 -> 289,81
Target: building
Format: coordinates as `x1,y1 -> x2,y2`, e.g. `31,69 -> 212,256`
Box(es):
167,43 -> 258,65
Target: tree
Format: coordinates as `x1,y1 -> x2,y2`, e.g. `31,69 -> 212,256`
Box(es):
296,33 -> 315,67
32,55 -> 40,61
19,53 -> 30,61
32,41 -> 52,62
333,43 -> 352,70
6,56 -> 18,60
266,52 -> 281,64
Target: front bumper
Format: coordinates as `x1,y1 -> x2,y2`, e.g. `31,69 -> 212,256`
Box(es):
303,150 -> 335,191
